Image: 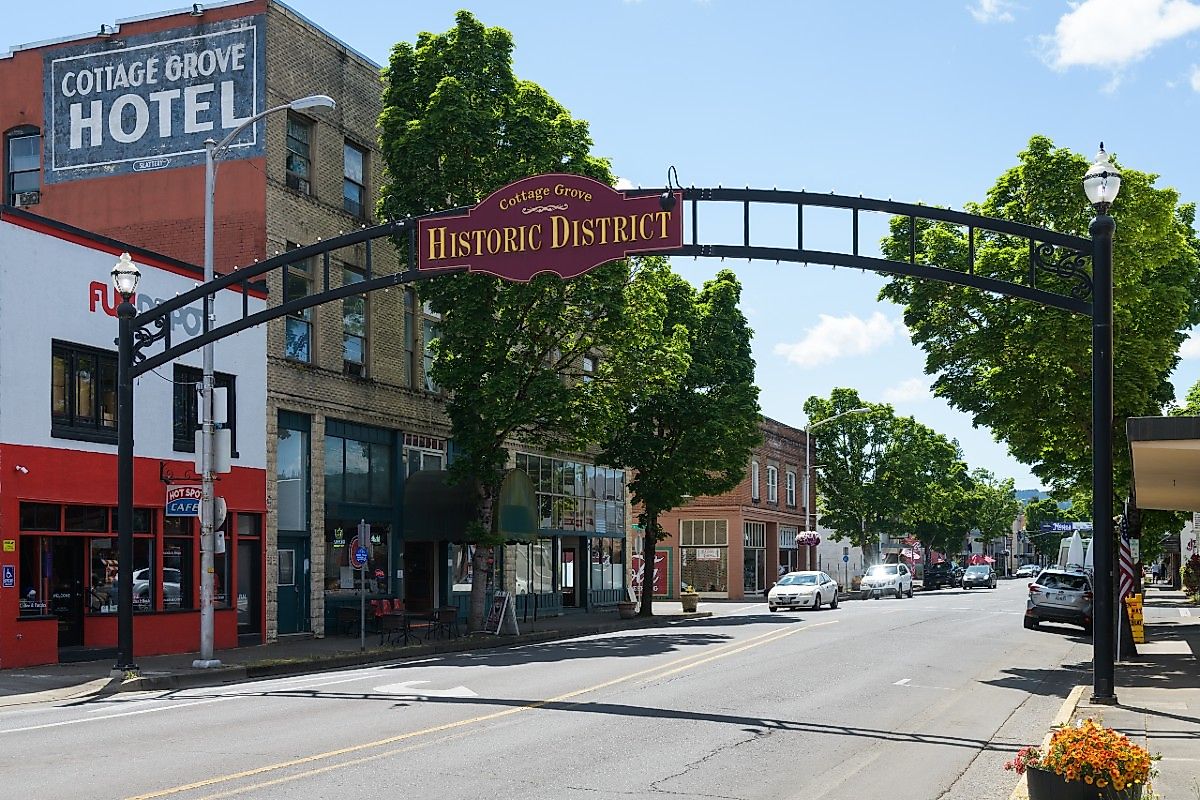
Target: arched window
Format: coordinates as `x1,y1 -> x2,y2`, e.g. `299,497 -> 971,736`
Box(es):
5,126 -> 41,206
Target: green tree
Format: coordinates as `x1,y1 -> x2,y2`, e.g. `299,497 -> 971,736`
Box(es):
878,136 -> 1200,529
379,12 -> 640,630
1020,496 -> 1080,559
968,468 -> 1021,568
598,268 -> 761,615
904,458 -> 975,565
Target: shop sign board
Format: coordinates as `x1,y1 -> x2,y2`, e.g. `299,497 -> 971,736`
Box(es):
165,485 -> 202,516
418,173 -> 682,281
43,16 -> 266,183
696,548 -> 721,561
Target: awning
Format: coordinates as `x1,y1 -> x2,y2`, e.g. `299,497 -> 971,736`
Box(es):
402,470 -> 479,542
1127,415 -> 1200,511
968,554 -> 995,565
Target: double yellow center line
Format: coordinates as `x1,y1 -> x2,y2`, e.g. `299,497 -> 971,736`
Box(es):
129,619 -> 837,800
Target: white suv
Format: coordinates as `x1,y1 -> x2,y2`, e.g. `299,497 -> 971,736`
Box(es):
860,563 -> 913,599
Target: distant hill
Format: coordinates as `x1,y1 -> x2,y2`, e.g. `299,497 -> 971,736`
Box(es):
1015,489 -> 1050,503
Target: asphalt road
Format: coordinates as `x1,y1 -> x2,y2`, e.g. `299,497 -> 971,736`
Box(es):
0,580 -> 1095,800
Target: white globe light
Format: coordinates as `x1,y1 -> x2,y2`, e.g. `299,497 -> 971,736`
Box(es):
1083,142 -> 1121,209
111,252 -> 141,298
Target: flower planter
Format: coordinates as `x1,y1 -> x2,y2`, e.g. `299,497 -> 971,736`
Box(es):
617,601 -> 637,619
680,593 -> 699,613
1027,767 -> 1142,800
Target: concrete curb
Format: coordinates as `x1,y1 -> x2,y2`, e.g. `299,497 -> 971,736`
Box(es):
1008,684 -> 1088,800
0,676 -> 119,708
114,611 -> 713,693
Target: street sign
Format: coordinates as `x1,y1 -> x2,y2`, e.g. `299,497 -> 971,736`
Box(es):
2,564 -> 14,588
842,554 -> 849,563
165,485 -> 201,516
352,546 -> 369,569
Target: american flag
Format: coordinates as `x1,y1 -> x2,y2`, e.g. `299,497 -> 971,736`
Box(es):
1118,513 -> 1136,602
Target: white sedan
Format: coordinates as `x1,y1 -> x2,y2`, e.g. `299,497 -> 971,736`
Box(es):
767,571 -> 840,611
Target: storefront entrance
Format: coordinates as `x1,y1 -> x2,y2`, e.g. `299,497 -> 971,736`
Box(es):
23,537 -> 87,649
276,534 -> 309,635
404,541 -> 434,611
561,545 -> 578,607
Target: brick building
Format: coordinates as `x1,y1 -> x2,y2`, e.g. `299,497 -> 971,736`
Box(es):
1,0 -> 630,661
644,417 -> 812,601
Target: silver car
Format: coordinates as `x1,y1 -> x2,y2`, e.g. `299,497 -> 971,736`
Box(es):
1024,568 -> 1093,632
768,571 -> 840,611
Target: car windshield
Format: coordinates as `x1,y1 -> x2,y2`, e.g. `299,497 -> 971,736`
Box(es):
778,574 -> 818,585
866,566 -> 898,577
966,566 -> 989,575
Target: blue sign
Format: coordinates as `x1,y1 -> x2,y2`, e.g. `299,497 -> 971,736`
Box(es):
2,565 -> 14,588
43,16 -> 266,183
352,546 -> 369,569
166,485 -> 202,517
842,554 -> 849,563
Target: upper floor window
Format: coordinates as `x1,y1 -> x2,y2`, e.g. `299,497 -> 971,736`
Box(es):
284,243 -> 313,362
172,365 -> 238,455
343,142 -> 366,217
582,355 -> 596,384
285,116 -> 312,195
750,460 -> 760,501
51,341 -> 116,443
422,303 -> 442,393
786,470 -> 796,507
342,266 -> 367,377
767,466 -> 778,503
6,128 -> 41,206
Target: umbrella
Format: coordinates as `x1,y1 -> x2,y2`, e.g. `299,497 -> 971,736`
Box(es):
1065,532 -> 1085,570
1083,537 -> 1093,573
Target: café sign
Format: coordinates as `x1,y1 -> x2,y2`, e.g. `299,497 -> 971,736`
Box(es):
418,174 -> 683,281
44,16 -> 265,183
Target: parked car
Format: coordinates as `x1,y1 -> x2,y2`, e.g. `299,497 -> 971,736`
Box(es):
1025,568 -> 1093,632
768,571 -> 840,611
860,563 -> 913,599
921,561 -> 953,590
1014,563 -> 1040,579
961,564 -> 996,589
950,564 -> 965,584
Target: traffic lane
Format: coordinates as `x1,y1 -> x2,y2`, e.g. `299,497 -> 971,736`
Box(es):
1,617 -> 832,798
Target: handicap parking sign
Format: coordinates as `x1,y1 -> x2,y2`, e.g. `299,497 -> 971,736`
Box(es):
2,564 -> 14,588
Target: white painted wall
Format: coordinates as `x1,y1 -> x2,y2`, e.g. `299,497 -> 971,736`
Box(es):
814,527 -> 866,587
0,217 -> 266,467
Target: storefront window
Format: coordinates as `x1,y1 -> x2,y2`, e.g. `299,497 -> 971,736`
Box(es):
163,538 -> 193,610
324,520 -> 390,595
87,537 -> 153,613
588,537 -> 626,590
276,419 -> 309,532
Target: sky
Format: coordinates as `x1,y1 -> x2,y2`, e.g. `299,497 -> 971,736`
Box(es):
7,0 -> 1200,491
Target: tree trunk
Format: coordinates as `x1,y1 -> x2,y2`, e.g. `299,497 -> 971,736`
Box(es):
467,486 -> 498,633
638,509 -> 659,617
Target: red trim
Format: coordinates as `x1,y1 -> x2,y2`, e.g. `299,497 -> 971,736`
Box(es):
1,213 -> 269,300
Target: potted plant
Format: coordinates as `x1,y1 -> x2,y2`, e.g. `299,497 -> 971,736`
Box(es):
679,583 -> 699,613
617,600 -> 638,619
1004,718 -> 1158,799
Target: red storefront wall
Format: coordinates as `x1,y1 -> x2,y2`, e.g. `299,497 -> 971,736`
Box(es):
0,443 -> 265,669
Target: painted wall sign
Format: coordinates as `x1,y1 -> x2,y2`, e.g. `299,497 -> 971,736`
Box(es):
165,484 -> 202,517
418,173 -> 682,281
43,16 -> 265,183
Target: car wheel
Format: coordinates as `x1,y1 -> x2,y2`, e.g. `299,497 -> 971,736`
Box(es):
907,584 -> 914,598
1023,616 -> 1038,630
770,606 -> 778,613
813,593 -> 822,611
963,583 -> 969,590
830,593 -> 838,609
894,587 -> 903,599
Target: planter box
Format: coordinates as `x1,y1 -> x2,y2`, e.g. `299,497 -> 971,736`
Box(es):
680,593 -> 699,613
1027,767 -> 1142,800
617,602 -> 637,619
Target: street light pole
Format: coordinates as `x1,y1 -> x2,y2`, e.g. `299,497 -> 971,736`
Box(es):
111,253 -> 141,675
804,407 -> 869,562
1084,143 -> 1120,705
195,94 -> 335,668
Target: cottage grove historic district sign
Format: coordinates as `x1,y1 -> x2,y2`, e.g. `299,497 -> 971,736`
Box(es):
418,173 -> 683,281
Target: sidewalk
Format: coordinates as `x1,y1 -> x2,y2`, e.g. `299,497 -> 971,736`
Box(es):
0,602 -> 709,707
1011,586 -> 1200,799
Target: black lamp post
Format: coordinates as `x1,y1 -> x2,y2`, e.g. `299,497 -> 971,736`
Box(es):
111,252 -> 141,674
1084,143 -> 1121,705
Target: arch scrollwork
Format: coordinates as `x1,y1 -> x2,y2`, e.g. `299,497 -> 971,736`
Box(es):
1032,242 -> 1093,301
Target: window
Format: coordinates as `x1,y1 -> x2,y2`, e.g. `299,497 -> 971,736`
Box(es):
786,471 -> 796,507
405,433 -> 445,477
750,460 -> 760,501
6,128 -> 40,206
519,453 -> 624,534
285,115 -> 312,194
325,426 -> 393,506
52,341 -> 117,442
767,466 -> 778,503
277,414 -> 310,532
343,141 -> 366,217
423,316 -> 441,393
342,266 -> 367,376
163,517 -> 194,611
404,289 -> 418,388
172,365 -> 237,455
581,355 -> 596,383
679,519 -> 728,546
283,243 -> 314,362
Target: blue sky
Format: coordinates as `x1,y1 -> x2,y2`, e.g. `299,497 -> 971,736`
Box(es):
8,0 -> 1200,491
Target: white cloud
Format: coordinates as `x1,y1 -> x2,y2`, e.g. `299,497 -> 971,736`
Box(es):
1191,64 -> 1200,90
773,312 -> 901,368
614,176 -> 636,190
1180,333 -> 1200,358
1047,0 -> 1200,70
969,0 -> 1015,23
883,378 -> 932,403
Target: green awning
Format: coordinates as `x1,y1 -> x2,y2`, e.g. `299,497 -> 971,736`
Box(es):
402,470 -> 478,542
